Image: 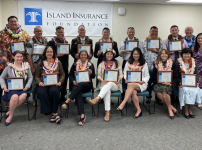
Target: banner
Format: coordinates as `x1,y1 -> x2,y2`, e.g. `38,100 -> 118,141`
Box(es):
18,1 -> 113,36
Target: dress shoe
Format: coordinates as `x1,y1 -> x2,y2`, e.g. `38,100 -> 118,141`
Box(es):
83,98 -> 88,104
134,111 -> 142,119
189,114 -> 195,118
184,114 -> 190,119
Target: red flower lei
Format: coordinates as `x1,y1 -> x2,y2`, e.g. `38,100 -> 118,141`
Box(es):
76,36 -> 89,44
168,34 -> 184,43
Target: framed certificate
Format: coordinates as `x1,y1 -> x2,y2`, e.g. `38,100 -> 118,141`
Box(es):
126,71 -> 142,83
124,40 -> 139,52
42,73 -> 59,86
168,40 -> 183,52
6,77 -> 25,91
74,70 -> 91,83
77,44 -> 91,55
100,42 -> 113,52
147,39 -> 160,50
157,71 -> 173,83
181,74 -> 197,87
10,41 -> 25,53
32,43 -> 46,55
57,43 -> 70,55
103,69 -> 119,82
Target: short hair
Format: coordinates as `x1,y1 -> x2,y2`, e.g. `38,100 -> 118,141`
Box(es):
56,26 -> 64,31
185,26 -> 194,32
127,27 -> 135,32
34,26 -> 42,31
181,48 -> 193,57
8,16 -> 18,22
170,25 -> 178,30
78,25 -> 85,31
102,27 -> 110,32
150,26 -> 158,30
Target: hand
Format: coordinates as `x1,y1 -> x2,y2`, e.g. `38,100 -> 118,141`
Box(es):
23,87 -> 29,91
57,54 -> 64,57
178,50 -> 182,53
101,79 -> 107,84
97,50 -> 103,56
115,79 -> 121,84
39,82 -> 44,87
139,81 -> 145,85
3,87 -> 9,92
170,51 -> 174,54
125,79 -> 128,84
162,82 -> 171,86
56,82 -> 61,86
121,50 -> 127,53
150,48 -> 157,53
75,54 -> 79,59
89,54 -> 92,59
73,81 -> 78,85
31,67 -> 35,75
197,83 -> 199,87
88,69 -> 92,75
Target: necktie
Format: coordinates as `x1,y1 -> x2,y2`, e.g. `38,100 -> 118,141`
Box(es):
174,38 -> 179,61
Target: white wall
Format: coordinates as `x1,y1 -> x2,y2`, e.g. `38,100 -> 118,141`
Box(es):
0,0 -> 3,29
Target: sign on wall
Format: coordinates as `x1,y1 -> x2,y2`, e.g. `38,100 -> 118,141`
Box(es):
18,1 -> 113,36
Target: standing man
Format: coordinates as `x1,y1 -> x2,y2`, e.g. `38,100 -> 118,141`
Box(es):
70,25 -> 93,62
27,26 -> 48,105
47,26 -> 69,102
165,25 -> 188,61
183,26 -> 196,49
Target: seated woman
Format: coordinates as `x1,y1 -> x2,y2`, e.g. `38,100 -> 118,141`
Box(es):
62,50 -> 95,126
35,46 -> 65,124
153,49 -> 178,119
0,50 -> 33,126
177,48 -> 202,119
117,47 -> 150,118
89,48 -> 123,122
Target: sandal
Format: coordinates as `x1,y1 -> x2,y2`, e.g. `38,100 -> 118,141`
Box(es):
78,115 -> 86,126
104,111 -> 110,122
89,97 -> 99,105
50,114 -> 61,124
62,99 -> 71,109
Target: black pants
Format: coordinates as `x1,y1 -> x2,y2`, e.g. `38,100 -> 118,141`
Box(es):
36,85 -> 62,114
122,60 -> 127,70
69,82 -> 91,115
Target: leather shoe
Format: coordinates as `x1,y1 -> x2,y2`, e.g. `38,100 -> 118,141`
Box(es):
189,114 -> 195,118
184,114 -> 190,119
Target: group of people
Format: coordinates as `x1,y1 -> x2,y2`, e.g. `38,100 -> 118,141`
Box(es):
0,15 -> 202,126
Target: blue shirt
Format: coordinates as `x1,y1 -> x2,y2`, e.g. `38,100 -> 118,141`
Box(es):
183,35 -> 196,48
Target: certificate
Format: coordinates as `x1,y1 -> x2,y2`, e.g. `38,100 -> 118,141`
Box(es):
103,69 -> 119,82
57,44 -> 70,55
181,74 -> 197,87
77,44 -> 91,55
6,77 -> 25,91
147,39 -> 160,50
168,41 -> 183,52
125,41 -> 139,51
74,71 -> 91,83
157,71 -> 173,83
42,73 -> 59,86
32,43 -> 46,55
100,42 -> 113,52
126,71 -> 142,83
11,42 -> 25,53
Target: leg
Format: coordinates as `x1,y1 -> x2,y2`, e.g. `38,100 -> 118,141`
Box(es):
188,105 -> 194,118
184,104 -> 189,116
131,90 -> 141,117
49,86 -> 61,114
162,92 -> 174,118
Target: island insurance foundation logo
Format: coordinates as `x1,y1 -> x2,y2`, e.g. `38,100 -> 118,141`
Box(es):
24,8 -> 42,25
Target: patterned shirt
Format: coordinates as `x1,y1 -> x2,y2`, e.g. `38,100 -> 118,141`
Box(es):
183,35 -> 196,48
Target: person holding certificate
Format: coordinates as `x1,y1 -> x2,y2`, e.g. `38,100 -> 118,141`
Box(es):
62,50 -> 95,126
27,26 -> 48,105
176,48 -> 202,119
152,49 -> 178,119
117,47 -> 150,118
0,50 -> 33,126
35,46 -> 65,124
89,48 -> 123,122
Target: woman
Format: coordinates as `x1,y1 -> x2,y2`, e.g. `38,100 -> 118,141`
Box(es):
117,47 -> 150,118
62,50 -> 95,126
35,46 -> 65,124
177,48 -> 202,119
192,33 -> 202,88
89,48 -> 123,122
153,49 -> 178,119
0,50 -> 33,126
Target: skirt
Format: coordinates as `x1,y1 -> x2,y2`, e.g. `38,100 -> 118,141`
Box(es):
1,90 -> 30,103
179,87 -> 202,109
154,84 -> 172,95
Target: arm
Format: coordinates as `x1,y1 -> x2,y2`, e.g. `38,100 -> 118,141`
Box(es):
69,64 -> 76,85
152,63 -> 158,84
119,41 -> 125,57
70,39 -> 77,59
90,39 -> 93,57
90,64 -> 95,79
97,63 -> 102,80
25,67 -> 33,88
94,42 -> 100,58
0,67 -> 9,89
142,63 -> 150,84
58,61 -> 65,84
117,63 -> 123,80
113,42 -> 119,58
123,62 -> 128,79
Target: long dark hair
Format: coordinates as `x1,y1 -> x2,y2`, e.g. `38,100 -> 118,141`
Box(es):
40,46 -> 57,66
194,33 -> 202,53
102,51 -> 118,68
12,50 -> 23,63
128,47 -> 145,66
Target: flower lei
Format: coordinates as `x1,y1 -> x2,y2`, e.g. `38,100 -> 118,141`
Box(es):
178,57 -> 195,74
52,37 -> 66,45
103,48 -> 116,55
7,62 -> 29,78
168,34 -> 184,43
99,37 -> 114,45
123,37 -> 139,44
146,35 -> 161,40
5,24 -> 23,39
102,61 -> 115,70
0,44 -> 5,53
128,62 -> 145,71
43,58 -> 58,73
76,36 -> 89,44
155,58 -> 173,71
33,36 -> 47,44
184,35 -> 195,47
76,59 -> 91,71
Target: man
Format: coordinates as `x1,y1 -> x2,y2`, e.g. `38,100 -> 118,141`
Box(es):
94,27 -> 119,67
47,26 -> 69,102
165,25 -> 188,61
119,27 -> 142,70
183,26 -> 196,48
70,25 -> 93,62
142,26 -> 166,105
0,16 -> 31,61
27,26 -> 48,105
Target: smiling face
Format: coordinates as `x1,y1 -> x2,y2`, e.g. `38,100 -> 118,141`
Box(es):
78,26 -> 86,38
185,27 -> 193,38
105,52 -> 113,61
55,28 -> 64,40
79,51 -> 88,62
13,53 -> 23,64
34,27 -> 43,39
127,28 -> 135,39
46,47 -> 54,59
197,35 -> 202,45
182,53 -> 191,61
133,50 -> 140,61
149,28 -> 158,39
8,17 -> 18,31
102,29 -> 110,40
170,27 -> 179,38
161,50 -> 168,61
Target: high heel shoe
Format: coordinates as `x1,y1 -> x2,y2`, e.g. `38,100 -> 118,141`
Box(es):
5,121 -> 11,126
117,107 -> 125,116
173,110 -> 178,115
4,114 -> 9,120
134,111 -> 142,119
89,97 -> 99,105
184,114 -> 190,119
189,114 -> 195,118
169,115 -> 175,119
